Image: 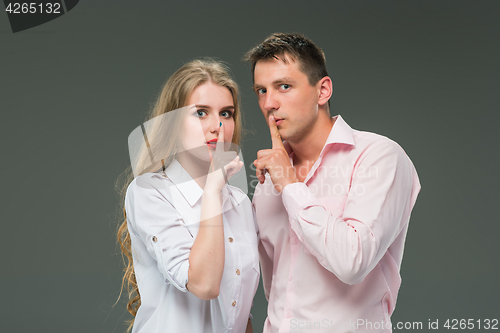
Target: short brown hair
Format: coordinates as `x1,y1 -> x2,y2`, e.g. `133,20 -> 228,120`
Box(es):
244,32 -> 329,86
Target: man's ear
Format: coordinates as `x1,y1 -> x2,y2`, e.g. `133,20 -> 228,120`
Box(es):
317,76 -> 333,106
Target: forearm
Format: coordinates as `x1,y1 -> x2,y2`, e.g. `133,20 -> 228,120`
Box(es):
282,143 -> 417,284
187,189 -> 225,299
290,203 -> 381,284
292,202 -> 379,284
283,179 -> 406,285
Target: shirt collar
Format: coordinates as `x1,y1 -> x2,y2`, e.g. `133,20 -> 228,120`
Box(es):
164,159 -> 233,208
324,115 -> 355,147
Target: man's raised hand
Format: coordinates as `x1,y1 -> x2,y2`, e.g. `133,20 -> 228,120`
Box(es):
253,116 -> 298,193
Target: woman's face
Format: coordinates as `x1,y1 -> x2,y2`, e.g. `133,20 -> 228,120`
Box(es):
181,81 -> 236,162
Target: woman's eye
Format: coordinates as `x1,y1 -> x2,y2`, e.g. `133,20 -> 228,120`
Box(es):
220,110 -> 233,118
194,109 -> 207,117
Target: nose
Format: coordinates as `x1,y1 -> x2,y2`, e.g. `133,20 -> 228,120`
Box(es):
263,90 -> 279,112
209,114 -> 221,134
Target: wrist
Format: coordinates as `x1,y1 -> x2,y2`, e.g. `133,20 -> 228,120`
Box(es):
202,188 -> 223,201
206,168 -> 226,186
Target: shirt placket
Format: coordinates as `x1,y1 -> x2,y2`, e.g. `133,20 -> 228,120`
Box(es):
279,226 -> 301,333
280,153 -> 325,333
280,153 -> 297,333
225,219 -> 241,332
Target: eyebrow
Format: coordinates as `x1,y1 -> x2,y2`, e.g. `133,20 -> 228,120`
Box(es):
195,104 -> 235,110
253,77 -> 297,90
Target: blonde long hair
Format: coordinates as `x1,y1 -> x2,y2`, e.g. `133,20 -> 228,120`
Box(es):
116,58 -> 242,332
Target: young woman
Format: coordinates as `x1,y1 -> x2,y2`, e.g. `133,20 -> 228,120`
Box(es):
117,59 -> 259,333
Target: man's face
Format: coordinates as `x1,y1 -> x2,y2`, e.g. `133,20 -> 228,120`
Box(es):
253,55 -> 320,144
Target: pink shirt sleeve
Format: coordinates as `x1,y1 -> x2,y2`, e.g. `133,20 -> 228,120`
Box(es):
282,140 -> 420,285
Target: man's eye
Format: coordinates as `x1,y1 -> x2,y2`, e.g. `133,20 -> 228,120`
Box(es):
194,110 -> 207,117
279,84 -> 290,90
256,88 -> 266,95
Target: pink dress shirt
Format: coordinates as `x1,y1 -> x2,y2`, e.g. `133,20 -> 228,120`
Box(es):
253,115 -> 420,333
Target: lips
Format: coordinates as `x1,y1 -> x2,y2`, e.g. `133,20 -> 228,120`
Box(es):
271,114 -> 284,125
206,138 -> 218,148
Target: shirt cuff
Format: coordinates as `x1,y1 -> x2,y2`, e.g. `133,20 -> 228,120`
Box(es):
281,182 -> 318,221
163,260 -> 190,293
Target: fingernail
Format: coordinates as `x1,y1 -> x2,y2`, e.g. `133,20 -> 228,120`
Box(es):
219,122 -> 222,127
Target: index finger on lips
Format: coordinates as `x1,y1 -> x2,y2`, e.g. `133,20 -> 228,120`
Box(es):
269,115 -> 286,152
216,121 -> 225,154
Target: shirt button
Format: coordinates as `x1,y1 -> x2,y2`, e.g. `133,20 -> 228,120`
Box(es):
152,236 -> 157,242
232,301 -> 236,306
228,237 -> 234,243
285,311 -> 291,318
236,269 -> 240,275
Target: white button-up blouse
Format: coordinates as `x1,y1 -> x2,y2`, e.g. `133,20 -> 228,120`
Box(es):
125,160 -> 260,333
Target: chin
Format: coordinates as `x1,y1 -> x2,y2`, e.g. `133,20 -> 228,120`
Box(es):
277,129 -> 290,141
193,152 -> 211,163
183,146 -> 211,163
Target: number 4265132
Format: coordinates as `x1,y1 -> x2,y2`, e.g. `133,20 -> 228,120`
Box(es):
5,3 -> 62,14
443,319 -> 498,330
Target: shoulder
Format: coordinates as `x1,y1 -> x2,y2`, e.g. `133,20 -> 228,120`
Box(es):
125,173 -> 181,226
353,129 -> 395,146
126,172 -> 175,202
348,130 -> 417,177
352,129 -> 407,157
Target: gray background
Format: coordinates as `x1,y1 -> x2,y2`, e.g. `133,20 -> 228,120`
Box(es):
1,1 -> 499,332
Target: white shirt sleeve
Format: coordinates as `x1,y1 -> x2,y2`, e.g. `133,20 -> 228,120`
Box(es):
125,174 -> 192,292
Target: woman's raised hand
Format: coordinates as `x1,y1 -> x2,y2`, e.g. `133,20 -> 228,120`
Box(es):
207,123 -> 244,191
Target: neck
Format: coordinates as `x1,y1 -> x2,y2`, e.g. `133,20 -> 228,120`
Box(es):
289,113 -> 335,166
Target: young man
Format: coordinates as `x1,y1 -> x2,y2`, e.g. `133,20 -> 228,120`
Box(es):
246,33 -> 420,333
